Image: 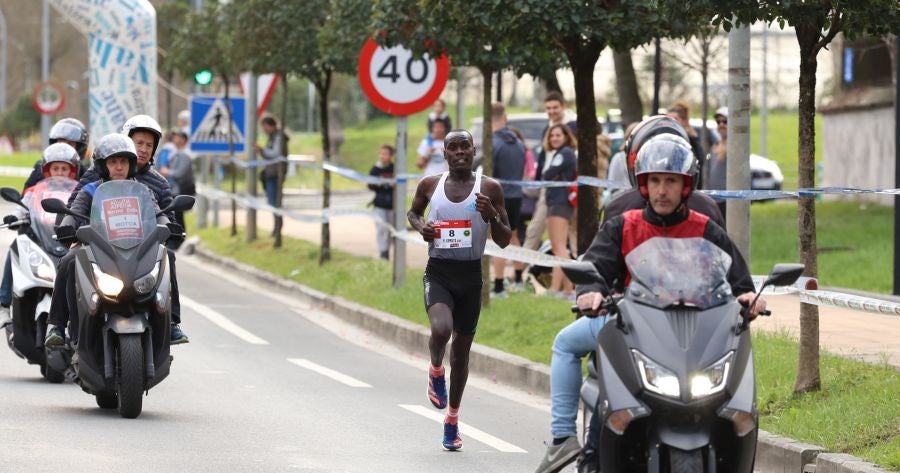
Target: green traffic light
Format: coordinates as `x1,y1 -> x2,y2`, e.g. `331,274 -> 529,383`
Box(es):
194,70 -> 213,85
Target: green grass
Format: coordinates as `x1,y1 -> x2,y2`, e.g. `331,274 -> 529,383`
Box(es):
0,151 -> 40,168
751,200 -> 892,292
755,330 -> 900,468
749,111 -> 823,190
195,225 -> 899,469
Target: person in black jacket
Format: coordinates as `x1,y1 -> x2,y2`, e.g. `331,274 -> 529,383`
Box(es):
573,135 -> 766,473
44,134 -> 179,347
368,144 -> 395,260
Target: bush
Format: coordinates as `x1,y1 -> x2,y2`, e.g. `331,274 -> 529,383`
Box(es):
0,94 -> 41,142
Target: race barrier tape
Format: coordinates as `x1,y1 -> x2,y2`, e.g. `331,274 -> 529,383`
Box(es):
201,156 -> 900,201
195,183 -> 900,317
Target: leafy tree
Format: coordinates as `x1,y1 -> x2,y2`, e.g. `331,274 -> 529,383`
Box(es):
155,1 -> 190,129
169,1 -> 244,236
531,0 -> 709,253
0,94 -> 41,142
711,0 -> 900,393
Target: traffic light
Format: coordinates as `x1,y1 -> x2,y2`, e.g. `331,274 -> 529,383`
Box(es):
194,70 -> 213,85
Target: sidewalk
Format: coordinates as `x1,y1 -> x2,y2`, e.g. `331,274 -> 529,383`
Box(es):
209,204 -> 900,368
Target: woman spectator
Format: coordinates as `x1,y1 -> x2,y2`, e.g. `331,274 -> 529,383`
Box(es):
541,124 -> 577,299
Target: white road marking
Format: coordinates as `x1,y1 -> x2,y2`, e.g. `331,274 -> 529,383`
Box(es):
181,296 -> 270,345
398,404 -> 528,453
287,358 -> 373,388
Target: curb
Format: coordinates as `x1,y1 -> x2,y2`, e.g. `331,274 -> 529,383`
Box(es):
187,243 -> 893,473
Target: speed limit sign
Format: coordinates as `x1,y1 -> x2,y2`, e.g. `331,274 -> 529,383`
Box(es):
358,38 -> 450,116
31,81 -> 66,115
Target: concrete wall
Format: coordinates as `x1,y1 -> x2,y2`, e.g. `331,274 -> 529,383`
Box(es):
822,105 -> 896,205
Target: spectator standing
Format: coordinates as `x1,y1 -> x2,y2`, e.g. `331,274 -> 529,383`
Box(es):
706,106 -> 729,218
156,130 -> 176,174
257,115 -> 289,235
489,102 -> 526,297
167,130 -> 195,247
666,99 -> 706,187
368,144 -> 395,260
417,120 -> 449,176
542,124 -> 578,299
521,92 -> 577,261
427,99 -> 452,134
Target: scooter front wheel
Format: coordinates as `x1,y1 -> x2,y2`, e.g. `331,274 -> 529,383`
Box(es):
116,334 -> 144,419
669,447 -> 703,473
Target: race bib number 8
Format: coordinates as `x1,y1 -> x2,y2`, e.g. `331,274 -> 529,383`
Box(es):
432,219 -> 472,249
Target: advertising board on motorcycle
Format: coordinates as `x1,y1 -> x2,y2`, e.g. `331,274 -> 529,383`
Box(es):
102,197 -> 143,241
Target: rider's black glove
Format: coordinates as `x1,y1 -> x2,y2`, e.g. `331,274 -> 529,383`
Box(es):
55,225 -> 76,244
166,222 -> 185,245
3,215 -> 17,225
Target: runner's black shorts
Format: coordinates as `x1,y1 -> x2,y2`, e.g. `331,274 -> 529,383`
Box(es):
423,258 -> 483,335
505,197 -> 522,232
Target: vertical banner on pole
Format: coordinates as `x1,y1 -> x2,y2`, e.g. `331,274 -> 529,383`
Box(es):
357,37 -> 450,287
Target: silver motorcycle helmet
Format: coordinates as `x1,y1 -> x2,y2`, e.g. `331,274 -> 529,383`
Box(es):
41,142 -> 80,179
121,114 -> 163,159
49,117 -> 89,160
92,133 -> 138,180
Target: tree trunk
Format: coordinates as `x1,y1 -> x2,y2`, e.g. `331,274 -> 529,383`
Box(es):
541,70 -> 562,95
274,74 -> 289,248
566,42 -> 602,254
165,70 -> 174,129
317,71 -> 333,265
480,66 -> 493,308
613,48 -> 643,125
794,27 -> 821,394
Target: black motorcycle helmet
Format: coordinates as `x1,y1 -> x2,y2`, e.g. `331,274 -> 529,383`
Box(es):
633,134 -> 698,201
92,134 -> 138,180
48,117 -> 89,161
624,115 -> 690,186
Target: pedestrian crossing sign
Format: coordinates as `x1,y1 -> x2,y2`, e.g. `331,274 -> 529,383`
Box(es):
189,96 -> 247,153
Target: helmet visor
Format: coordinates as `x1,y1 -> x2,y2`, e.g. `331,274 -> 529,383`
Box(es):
633,140 -> 695,177
49,122 -> 86,143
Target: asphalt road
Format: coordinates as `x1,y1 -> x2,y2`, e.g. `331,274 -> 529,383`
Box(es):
0,201 -> 572,473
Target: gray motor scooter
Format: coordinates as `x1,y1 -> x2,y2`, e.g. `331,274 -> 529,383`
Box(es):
563,238 -> 803,473
43,180 -> 193,419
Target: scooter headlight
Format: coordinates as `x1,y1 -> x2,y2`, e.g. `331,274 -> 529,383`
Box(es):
134,262 -> 160,295
27,249 -> 55,282
91,263 -> 123,297
632,350 -> 680,398
690,351 -> 733,399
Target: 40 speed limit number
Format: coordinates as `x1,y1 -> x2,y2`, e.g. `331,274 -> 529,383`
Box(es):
358,38 -> 450,116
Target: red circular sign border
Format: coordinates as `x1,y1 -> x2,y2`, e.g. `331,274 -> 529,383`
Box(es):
358,37 -> 450,117
32,81 -> 66,115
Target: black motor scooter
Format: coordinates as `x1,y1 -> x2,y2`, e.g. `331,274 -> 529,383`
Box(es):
563,237 -> 803,473
43,180 -> 193,418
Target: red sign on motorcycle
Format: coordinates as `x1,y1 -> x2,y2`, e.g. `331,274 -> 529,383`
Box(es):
102,197 -> 143,241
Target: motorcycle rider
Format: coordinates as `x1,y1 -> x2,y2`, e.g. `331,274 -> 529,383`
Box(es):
44,133 -> 183,348
572,134 -> 767,473
61,115 -> 188,345
21,118 -> 90,190
534,119 -> 726,473
0,143 -> 80,328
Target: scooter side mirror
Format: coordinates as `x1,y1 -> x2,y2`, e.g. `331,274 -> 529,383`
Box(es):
1,187 -> 27,210
157,195 -> 196,217
764,263 -> 805,288
41,198 -> 70,215
561,262 -> 603,286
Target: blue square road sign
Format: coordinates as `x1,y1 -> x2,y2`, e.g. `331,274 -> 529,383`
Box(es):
189,96 -> 247,153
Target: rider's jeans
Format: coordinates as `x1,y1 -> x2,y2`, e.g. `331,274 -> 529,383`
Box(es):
550,314 -> 609,439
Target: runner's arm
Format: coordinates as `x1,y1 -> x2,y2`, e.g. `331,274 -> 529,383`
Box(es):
477,178 -> 511,248
407,176 -> 438,242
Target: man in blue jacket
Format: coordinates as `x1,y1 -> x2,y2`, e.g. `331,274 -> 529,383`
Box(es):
489,102 -> 526,297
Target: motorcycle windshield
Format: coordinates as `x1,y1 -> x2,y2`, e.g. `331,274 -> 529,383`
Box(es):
89,181 -> 158,250
625,237 -> 733,310
27,177 -> 78,257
